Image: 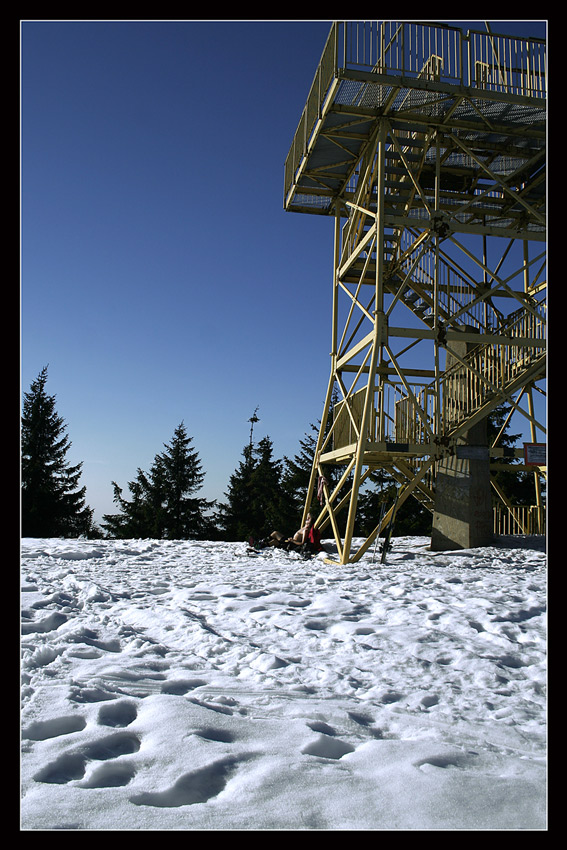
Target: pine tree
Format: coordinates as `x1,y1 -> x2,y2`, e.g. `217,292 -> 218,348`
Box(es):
356,470 -> 395,538
281,424 -> 319,517
215,444 -> 256,541
249,436 -> 293,539
21,366 -> 94,537
216,436 -> 297,542
155,423 -> 214,539
281,413 -> 345,523
102,423 -> 214,539
102,471 -> 155,538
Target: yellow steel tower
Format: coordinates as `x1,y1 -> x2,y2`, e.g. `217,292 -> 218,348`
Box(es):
284,22 -> 546,564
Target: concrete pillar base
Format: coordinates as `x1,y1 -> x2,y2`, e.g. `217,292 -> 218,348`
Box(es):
431,443 -> 493,551
431,328 -> 493,552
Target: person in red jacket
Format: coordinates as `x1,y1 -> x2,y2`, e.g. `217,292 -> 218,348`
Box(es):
286,513 -> 323,554
256,512 -> 323,555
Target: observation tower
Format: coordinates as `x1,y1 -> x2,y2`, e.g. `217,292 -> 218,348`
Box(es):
284,21 -> 546,564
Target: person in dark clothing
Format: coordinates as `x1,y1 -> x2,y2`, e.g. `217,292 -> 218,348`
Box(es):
255,513 -> 323,554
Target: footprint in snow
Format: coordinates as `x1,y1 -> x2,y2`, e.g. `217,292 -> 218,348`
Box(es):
415,751 -> 478,772
129,756 -> 247,808
98,700 -> 138,728
307,720 -> 337,736
195,727 -> 236,743
304,619 -> 328,631
81,760 -> 138,788
347,711 -> 373,727
22,715 -> 87,741
81,731 -> 140,761
33,752 -> 87,784
420,694 -> 440,708
378,690 -> 404,704
347,711 -> 388,739
33,731 -> 141,786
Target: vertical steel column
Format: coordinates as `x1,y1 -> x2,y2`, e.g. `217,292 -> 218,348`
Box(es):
434,131 -> 442,438
341,123 -> 387,563
303,202 -> 342,530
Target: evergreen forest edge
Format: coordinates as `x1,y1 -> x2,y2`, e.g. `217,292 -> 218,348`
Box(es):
21,367 -> 543,542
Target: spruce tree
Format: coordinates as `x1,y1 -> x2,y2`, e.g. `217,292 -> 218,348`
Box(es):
102,471 -> 155,538
215,444 -> 256,541
21,366 -> 94,537
281,424 -> 319,517
249,436 -> 294,539
154,423 -> 214,539
216,436 -> 297,542
281,416 -> 344,523
102,423 -> 214,539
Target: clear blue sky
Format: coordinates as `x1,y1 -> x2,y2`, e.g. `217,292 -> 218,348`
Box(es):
21,20 -> 547,525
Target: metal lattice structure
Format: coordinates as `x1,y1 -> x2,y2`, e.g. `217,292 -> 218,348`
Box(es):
284,21 -> 546,564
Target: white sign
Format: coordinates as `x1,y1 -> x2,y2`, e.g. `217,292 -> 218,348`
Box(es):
524,443 -> 546,466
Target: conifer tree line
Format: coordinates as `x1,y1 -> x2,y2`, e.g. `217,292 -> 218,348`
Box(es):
21,367 -> 94,538
21,367 -> 542,540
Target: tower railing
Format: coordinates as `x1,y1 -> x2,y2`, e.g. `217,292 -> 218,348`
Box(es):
284,21 -> 546,206
440,310 -> 546,436
340,21 -> 546,96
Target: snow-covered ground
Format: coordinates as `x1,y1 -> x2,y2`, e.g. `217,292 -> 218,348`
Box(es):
21,535 -> 546,831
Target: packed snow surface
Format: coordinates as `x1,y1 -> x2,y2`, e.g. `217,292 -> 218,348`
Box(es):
21,535 -> 547,831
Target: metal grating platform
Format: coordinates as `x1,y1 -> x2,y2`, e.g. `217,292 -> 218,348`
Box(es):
284,22 -> 546,237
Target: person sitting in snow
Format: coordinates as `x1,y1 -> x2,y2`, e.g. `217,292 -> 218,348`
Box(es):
286,512 -> 323,554
255,513 -> 323,555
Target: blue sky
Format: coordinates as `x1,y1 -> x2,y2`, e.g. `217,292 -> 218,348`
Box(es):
21,20 -> 547,525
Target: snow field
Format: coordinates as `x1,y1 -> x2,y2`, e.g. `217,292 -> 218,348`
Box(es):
21,536 -> 546,830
